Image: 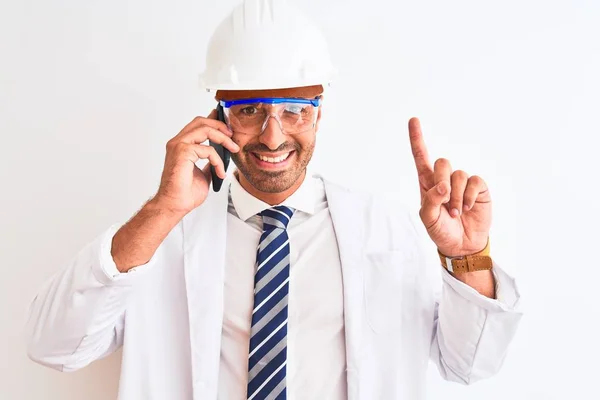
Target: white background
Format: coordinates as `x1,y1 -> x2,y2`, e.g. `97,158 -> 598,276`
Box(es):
1,0 -> 599,399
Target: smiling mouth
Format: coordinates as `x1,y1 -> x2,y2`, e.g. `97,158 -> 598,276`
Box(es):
252,151 -> 294,164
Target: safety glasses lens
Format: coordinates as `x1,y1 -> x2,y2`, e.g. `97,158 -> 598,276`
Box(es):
222,99 -> 319,135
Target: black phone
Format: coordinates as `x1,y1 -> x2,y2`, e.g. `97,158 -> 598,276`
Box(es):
209,103 -> 231,192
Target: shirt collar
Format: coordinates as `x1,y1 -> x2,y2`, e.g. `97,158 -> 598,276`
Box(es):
230,170 -> 316,222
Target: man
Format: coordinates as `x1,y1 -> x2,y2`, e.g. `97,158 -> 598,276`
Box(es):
25,0 -> 522,399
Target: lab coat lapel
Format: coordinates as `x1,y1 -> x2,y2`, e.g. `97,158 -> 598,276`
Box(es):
322,176 -> 365,400
182,181 -> 230,400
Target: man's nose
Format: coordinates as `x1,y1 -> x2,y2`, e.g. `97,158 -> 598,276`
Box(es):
258,116 -> 287,151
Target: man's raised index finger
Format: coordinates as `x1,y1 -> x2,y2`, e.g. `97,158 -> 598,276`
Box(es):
408,117 -> 432,175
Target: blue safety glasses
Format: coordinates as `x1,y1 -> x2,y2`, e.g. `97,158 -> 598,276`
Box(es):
219,96 -> 322,135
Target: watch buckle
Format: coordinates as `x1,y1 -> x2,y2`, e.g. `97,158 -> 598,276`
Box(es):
445,257 -> 454,273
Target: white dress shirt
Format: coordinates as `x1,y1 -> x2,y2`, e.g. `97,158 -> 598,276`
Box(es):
218,172 -> 347,399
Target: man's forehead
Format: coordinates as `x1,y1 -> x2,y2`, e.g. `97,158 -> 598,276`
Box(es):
215,85 -> 323,101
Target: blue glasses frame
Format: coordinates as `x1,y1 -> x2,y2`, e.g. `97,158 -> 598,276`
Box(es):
219,96 -> 322,108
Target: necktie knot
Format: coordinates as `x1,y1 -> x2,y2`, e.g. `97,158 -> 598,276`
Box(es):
260,206 -> 295,231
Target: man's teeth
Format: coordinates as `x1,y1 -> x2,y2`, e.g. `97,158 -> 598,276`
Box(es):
257,152 -> 291,163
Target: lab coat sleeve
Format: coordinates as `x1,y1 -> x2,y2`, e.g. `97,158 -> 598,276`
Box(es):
24,224 -> 155,372
380,197 -> 523,385
429,258 -> 523,384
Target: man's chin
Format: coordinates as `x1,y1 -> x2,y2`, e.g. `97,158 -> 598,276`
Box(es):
249,173 -> 295,193
233,153 -> 309,194
241,167 -> 299,193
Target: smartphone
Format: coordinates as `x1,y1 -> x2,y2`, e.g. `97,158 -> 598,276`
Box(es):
209,103 -> 231,192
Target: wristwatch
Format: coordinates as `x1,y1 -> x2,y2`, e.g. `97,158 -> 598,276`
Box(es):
438,238 -> 493,274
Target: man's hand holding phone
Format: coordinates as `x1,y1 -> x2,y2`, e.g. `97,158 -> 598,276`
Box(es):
111,110 -> 239,272
152,110 -> 239,216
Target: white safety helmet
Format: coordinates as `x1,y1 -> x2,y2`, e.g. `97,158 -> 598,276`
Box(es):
199,0 -> 337,91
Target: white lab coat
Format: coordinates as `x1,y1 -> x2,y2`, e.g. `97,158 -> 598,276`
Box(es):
25,174 -> 522,400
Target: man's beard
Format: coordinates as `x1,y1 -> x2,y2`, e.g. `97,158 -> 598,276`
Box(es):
231,141 -> 314,194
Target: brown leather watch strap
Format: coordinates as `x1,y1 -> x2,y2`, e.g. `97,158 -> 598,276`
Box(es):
438,239 -> 493,274
439,255 -> 493,274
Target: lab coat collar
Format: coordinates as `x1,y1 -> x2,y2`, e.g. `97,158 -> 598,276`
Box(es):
229,169 -> 317,221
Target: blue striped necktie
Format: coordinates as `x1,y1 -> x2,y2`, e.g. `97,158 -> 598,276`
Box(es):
246,205 -> 295,400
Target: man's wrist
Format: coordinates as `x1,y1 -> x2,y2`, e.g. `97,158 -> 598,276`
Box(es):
111,199 -> 185,273
438,238 -> 492,274
452,269 -> 496,299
